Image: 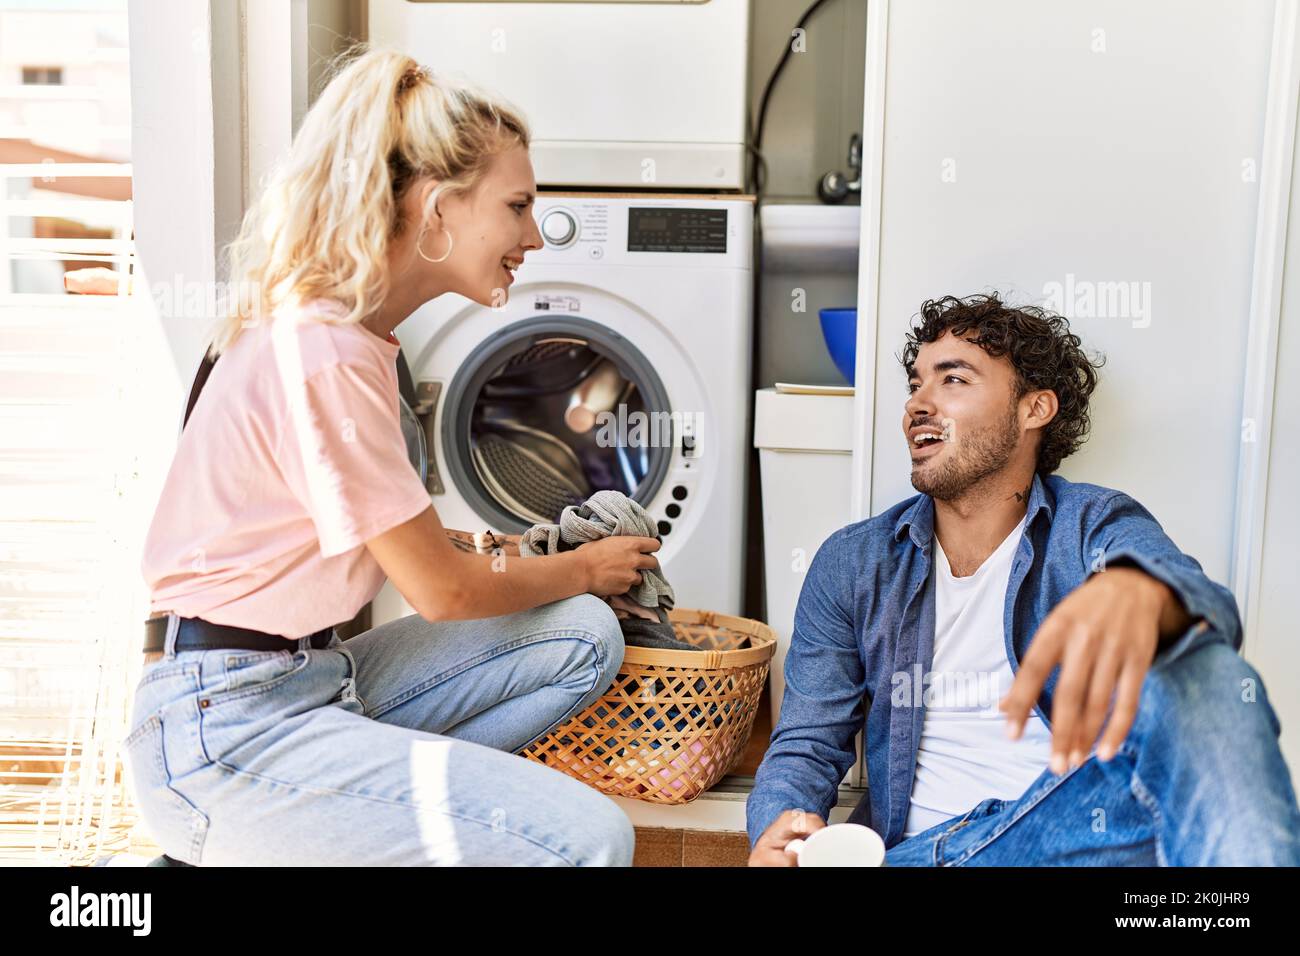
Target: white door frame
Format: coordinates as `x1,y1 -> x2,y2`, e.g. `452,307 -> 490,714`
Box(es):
1231,0 -> 1300,649
851,0 -> 889,525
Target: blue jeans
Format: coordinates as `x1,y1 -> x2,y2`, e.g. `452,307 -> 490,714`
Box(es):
884,638 -> 1300,865
123,593 -> 635,865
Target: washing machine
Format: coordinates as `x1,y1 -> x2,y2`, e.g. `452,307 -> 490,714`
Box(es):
371,194 -> 755,627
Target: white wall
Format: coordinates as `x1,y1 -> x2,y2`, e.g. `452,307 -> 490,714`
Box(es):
127,0 -> 224,513
863,0 -> 1274,581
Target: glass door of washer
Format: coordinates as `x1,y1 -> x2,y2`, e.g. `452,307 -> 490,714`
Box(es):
440,316 -> 674,533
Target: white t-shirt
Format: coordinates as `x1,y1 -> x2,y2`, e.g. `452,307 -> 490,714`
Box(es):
902,512 -> 1054,838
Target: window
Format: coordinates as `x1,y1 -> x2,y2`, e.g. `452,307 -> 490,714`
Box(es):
20,66 -> 63,86
1,1 -> 139,866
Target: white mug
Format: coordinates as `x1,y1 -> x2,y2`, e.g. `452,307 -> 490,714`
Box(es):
784,823 -> 886,867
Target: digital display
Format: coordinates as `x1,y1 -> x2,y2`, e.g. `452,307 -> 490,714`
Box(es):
628,208 -> 727,253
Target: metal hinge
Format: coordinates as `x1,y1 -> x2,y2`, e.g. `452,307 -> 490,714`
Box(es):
413,380 -> 444,495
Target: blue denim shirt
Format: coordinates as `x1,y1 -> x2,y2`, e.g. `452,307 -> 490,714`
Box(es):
746,472 -> 1243,849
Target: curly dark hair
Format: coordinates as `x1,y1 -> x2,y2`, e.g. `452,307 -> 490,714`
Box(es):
898,293 -> 1106,475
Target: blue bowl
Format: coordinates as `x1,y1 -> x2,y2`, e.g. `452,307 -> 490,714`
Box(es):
819,307 -> 857,384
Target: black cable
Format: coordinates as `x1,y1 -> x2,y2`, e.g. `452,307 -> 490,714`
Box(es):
749,0 -> 841,199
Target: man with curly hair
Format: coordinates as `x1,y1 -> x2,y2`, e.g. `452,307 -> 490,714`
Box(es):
748,292 -> 1300,866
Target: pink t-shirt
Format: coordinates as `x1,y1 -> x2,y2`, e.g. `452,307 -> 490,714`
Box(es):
141,298 -> 432,639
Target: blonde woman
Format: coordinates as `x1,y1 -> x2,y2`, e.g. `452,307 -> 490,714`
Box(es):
126,47 -> 660,866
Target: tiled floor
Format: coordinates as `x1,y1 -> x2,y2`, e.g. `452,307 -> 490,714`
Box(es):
633,827 -> 751,866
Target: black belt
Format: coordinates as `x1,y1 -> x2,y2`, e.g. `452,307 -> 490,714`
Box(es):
143,613 -> 335,655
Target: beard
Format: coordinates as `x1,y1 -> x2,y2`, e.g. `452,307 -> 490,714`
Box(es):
909,400 -> 1021,501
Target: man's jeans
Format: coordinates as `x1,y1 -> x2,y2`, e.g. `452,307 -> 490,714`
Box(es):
122,593 -> 635,865
884,638 -> 1300,865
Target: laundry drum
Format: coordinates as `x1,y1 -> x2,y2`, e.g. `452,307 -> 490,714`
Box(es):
441,316 -> 673,531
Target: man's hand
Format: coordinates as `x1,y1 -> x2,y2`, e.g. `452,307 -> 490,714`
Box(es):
998,565 -> 1192,775
748,809 -> 827,867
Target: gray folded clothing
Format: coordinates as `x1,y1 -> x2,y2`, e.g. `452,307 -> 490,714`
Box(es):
519,489 -> 697,651
519,490 -> 675,608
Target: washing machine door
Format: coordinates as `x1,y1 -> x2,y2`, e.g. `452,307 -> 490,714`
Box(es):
441,316 -> 672,532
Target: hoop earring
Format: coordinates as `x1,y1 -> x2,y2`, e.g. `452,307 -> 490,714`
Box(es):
417,225 -> 453,264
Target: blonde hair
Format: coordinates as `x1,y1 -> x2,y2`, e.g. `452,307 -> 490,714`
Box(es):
206,44 -> 530,357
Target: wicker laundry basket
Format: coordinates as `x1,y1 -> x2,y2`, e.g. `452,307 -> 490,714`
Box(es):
517,607 -> 775,804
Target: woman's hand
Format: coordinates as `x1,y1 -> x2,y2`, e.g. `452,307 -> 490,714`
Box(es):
576,536 -> 661,597
373,509 -> 637,621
